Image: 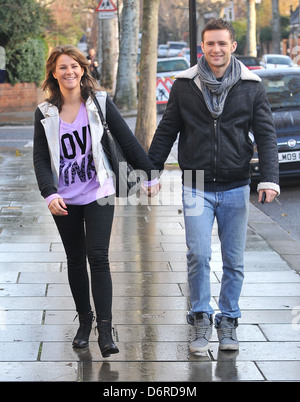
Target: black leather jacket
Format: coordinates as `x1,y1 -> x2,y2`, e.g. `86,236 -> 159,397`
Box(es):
148,64 -> 279,189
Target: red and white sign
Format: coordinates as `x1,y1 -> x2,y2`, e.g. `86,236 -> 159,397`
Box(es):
156,78 -> 171,104
96,0 -> 117,12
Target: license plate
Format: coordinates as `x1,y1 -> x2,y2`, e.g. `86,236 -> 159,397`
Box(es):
278,151 -> 300,163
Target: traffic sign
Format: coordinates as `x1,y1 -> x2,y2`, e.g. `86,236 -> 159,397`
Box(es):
156,78 -> 171,104
96,0 -> 117,12
163,77 -> 174,91
96,0 -> 117,19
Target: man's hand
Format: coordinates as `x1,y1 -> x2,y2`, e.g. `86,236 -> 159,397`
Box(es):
258,189 -> 277,204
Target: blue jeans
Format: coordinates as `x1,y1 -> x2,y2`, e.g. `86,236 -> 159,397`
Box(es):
182,185 -> 250,319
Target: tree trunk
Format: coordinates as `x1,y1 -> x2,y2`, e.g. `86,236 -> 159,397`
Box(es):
114,0 -> 139,110
271,0 -> 281,54
135,0 -> 160,152
100,17 -> 117,91
247,0 -> 257,57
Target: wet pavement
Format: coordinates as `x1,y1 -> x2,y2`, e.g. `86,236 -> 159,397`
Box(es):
0,139 -> 300,383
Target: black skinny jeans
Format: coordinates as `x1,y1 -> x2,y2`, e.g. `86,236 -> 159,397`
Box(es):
52,199 -> 114,322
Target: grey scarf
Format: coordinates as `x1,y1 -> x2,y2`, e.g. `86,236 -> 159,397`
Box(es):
197,55 -> 241,118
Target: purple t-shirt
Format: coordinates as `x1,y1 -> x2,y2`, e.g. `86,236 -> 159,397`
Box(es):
46,102 -> 115,205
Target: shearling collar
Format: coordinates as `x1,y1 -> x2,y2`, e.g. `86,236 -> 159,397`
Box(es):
175,59 -> 261,82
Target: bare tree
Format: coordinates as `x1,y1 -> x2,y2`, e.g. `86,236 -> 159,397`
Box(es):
114,0 -> 140,110
158,0 -> 188,43
135,0 -> 160,152
98,17 -> 118,91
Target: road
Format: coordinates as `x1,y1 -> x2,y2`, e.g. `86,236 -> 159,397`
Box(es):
250,179 -> 300,242
0,125 -> 33,149
1,124 -> 299,242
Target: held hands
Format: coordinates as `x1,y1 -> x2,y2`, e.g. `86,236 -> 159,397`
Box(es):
141,182 -> 161,198
258,189 -> 277,204
48,198 -> 68,216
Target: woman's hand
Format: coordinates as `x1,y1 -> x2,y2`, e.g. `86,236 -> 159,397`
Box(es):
48,198 -> 68,216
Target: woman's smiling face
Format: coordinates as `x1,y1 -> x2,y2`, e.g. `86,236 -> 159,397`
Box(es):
53,54 -> 84,92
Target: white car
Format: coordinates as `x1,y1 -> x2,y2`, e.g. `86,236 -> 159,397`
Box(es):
166,41 -> 187,57
260,54 -> 294,69
156,57 -> 190,80
158,44 -> 168,58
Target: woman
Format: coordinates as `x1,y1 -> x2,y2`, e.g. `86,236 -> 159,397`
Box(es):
33,45 -> 159,357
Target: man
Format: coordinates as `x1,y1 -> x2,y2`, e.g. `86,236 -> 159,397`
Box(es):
87,48 -> 100,81
148,19 -> 279,353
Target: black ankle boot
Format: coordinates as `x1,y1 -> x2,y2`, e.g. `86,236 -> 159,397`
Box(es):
97,320 -> 119,357
72,311 -> 94,348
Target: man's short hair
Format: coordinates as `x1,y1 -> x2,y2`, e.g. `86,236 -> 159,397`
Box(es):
202,18 -> 236,42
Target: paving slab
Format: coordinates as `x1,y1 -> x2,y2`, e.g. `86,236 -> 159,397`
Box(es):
0,342 -> 40,361
259,324 -> 300,341
0,262 -> 63,272
0,283 -> 46,296
256,361 -> 300,382
0,310 -> 43,325
210,342 -> 300,362
0,362 -> 78,381
237,296 -> 300,310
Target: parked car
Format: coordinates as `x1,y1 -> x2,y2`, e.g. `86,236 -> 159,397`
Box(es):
250,68 -> 300,180
166,41 -> 187,57
260,54 -> 294,69
156,57 -> 190,80
235,55 -> 263,70
158,44 -> 168,58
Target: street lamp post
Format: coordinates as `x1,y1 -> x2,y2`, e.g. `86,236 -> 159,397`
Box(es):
189,0 -> 197,66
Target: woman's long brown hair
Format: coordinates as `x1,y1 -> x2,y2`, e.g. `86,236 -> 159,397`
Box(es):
41,45 -> 101,111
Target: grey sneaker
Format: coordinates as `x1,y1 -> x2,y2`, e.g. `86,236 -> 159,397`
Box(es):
215,316 -> 239,351
189,313 -> 213,354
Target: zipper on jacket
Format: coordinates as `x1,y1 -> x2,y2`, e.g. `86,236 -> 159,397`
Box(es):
213,119 -> 218,181
190,81 -> 219,181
